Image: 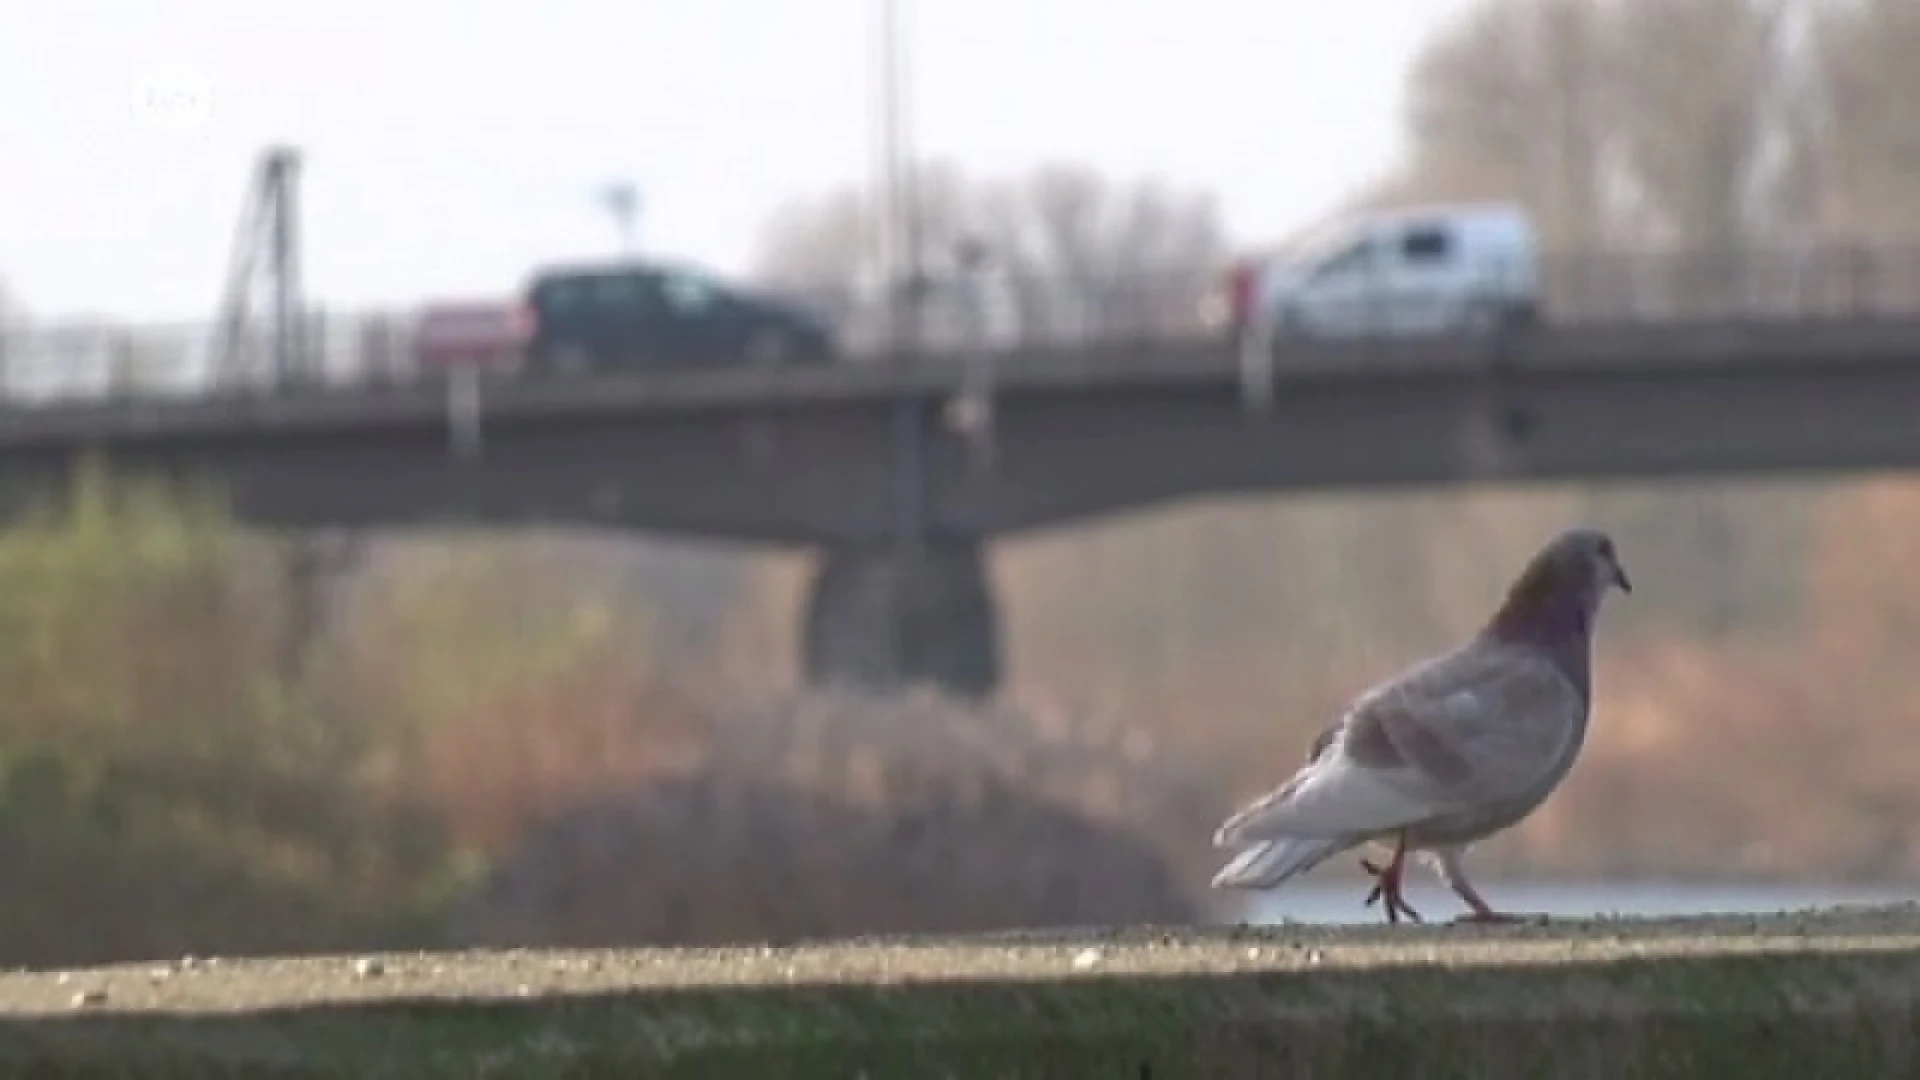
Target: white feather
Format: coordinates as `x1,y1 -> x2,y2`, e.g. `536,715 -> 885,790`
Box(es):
1210,835 -> 1346,890
1245,749 -> 1440,838
1212,727 -> 1436,850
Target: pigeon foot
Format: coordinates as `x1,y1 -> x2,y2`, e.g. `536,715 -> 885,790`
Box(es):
1451,910 -> 1545,926
1360,841 -> 1422,925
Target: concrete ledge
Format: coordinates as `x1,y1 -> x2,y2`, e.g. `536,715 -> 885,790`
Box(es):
1,906 -> 1919,1078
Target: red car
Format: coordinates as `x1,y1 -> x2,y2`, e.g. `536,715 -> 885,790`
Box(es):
410,300 -> 533,375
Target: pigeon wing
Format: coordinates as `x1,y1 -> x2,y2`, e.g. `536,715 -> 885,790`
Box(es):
1379,641 -> 1587,811
1211,735 -> 1438,847
1214,643 -> 1582,845
1212,670 -> 1462,848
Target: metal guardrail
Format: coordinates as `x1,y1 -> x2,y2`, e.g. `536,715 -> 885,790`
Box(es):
3,246 -> 1920,409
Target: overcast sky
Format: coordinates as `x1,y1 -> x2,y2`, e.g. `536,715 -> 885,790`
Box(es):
1,0 -> 1469,322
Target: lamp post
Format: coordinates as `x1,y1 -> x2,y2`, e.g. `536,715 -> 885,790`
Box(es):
600,181 -> 641,256
874,0 -> 922,354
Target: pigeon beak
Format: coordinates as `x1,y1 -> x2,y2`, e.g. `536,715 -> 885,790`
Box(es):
1611,563 -> 1632,594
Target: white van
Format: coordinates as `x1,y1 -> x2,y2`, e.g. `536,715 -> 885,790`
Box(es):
1222,202 -> 1542,339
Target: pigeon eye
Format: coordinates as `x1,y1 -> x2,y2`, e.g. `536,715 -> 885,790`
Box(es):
1597,538 -> 1614,559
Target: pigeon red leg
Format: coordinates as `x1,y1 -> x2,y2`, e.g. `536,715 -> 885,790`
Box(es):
1451,886 -> 1527,924
1435,848 -> 1538,925
1359,834 -> 1423,925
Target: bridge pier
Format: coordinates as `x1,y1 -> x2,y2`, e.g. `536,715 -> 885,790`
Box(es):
275,529 -> 364,680
800,538 -> 1002,698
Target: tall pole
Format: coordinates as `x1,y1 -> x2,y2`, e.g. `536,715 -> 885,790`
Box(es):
875,0 -> 927,676
875,0 -> 920,353
895,0 -> 920,341
267,148 -> 304,382
875,0 -> 899,343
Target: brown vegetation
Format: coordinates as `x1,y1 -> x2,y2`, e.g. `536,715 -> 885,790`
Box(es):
454,691 -> 1198,947
0,471 -> 460,968
0,473 -> 1206,966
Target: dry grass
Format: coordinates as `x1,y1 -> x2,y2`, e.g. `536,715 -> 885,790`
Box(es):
0,469 -> 460,968
451,689 -> 1205,946
0,477 -> 1201,965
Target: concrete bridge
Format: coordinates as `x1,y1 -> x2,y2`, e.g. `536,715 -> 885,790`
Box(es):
1,317 -> 1919,694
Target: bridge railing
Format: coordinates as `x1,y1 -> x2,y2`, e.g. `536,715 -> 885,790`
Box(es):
4,245 -> 1920,406
1539,246 -> 1920,324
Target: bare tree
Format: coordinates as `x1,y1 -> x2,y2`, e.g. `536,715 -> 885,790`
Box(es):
1608,0 -> 1793,247
1403,0 -> 1619,249
1403,0 -> 1800,251
754,187 -> 872,301
970,164 -> 1226,347
1400,0 -> 1818,318
1602,0 -> 1799,316
752,163 -> 1227,355
1806,0 -> 1920,242
755,165 -> 978,295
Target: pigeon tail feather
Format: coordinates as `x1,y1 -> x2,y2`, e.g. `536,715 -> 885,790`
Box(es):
1210,835 -> 1346,890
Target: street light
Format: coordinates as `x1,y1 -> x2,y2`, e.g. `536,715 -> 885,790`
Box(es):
874,0 -> 923,353
599,181 -> 641,256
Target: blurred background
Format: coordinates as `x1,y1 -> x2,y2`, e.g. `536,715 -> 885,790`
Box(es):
2,0 -> 1920,968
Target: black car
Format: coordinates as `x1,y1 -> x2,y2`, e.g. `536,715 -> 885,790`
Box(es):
519,261 -> 836,376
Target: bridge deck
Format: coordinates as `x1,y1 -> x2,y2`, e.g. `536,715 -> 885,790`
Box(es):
4,317 -> 1920,445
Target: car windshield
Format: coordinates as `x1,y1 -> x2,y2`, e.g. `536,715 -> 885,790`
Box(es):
534,272 -> 654,312
658,269 -> 731,314
589,273 -> 654,307
1275,215 -> 1366,269
1302,237 -> 1374,281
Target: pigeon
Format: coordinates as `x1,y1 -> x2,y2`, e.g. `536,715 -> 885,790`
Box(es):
1210,527 -> 1631,924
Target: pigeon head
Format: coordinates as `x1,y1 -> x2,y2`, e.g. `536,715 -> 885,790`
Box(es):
1484,528 -> 1630,649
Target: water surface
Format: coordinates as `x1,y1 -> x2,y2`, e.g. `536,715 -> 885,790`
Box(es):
1245,880 -> 1917,926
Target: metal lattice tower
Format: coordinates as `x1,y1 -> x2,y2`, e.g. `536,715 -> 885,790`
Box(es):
211,146 -> 306,387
